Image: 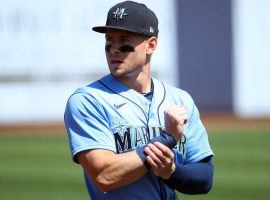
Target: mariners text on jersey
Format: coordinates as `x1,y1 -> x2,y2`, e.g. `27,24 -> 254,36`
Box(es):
113,123 -> 186,155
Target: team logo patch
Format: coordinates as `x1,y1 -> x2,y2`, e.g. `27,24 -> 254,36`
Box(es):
112,8 -> 128,19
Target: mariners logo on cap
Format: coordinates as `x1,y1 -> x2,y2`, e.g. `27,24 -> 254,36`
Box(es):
112,8 -> 128,19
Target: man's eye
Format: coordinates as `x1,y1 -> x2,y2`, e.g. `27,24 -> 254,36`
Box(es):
105,45 -> 112,53
122,38 -> 132,43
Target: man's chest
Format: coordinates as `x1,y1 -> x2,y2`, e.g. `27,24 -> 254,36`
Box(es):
100,96 -> 186,158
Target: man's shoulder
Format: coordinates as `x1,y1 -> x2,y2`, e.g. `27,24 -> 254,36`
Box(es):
66,74 -> 112,106
74,81 -> 102,95
70,74 -> 111,96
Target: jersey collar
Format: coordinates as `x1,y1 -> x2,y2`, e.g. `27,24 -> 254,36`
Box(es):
99,73 -> 166,113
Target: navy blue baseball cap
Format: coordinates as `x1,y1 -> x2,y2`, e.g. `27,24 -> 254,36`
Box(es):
92,1 -> 159,37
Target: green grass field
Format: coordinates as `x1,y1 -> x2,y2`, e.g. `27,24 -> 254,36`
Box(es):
0,128 -> 270,200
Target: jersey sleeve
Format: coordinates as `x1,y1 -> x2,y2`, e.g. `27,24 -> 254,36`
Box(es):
183,93 -> 214,164
64,92 -> 116,163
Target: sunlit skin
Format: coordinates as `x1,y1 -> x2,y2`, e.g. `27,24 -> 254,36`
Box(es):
105,29 -> 157,93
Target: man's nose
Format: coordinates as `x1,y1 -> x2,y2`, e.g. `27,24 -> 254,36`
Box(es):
108,44 -> 121,54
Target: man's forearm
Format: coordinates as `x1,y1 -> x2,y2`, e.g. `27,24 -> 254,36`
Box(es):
97,151 -> 147,191
164,158 -> 214,194
78,150 -> 147,192
78,131 -> 182,192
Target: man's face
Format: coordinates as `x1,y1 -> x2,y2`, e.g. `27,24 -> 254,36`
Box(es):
105,29 -> 148,78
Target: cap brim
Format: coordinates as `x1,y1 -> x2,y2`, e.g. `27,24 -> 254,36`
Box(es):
92,26 -> 150,36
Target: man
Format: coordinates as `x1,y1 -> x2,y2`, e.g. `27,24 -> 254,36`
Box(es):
64,1 -> 214,200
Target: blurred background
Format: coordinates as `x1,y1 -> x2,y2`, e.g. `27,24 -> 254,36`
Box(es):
0,0 -> 269,200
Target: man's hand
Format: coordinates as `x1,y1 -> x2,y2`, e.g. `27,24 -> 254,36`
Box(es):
145,142 -> 175,179
164,105 -> 188,141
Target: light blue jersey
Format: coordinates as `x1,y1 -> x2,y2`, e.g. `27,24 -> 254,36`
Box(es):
64,74 -> 213,200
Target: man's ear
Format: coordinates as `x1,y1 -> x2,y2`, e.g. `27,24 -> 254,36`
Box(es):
145,37 -> 157,55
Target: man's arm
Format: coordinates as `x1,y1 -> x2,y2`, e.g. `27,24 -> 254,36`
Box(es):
77,129 -> 183,192
77,149 -> 147,192
144,142 -> 214,194
76,105 -> 188,193
65,94 -> 150,192
164,157 -> 214,194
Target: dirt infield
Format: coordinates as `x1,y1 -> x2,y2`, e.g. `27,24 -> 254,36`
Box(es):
0,113 -> 269,135
201,113 -> 270,132
0,122 -> 66,135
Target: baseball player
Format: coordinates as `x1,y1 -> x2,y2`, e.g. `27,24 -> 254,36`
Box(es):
64,1 -> 214,200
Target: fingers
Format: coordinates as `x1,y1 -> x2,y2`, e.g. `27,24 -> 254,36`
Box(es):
165,105 -> 188,125
164,105 -> 188,141
175,115 -> 188,125
164,105 -> 187,115
154,142 -> 174,159
144,142 -> 176,179
144,144 -> 163,167
146,155 -> 158,168
144,143 -> 174,167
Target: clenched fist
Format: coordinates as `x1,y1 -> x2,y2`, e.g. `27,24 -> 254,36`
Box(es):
164,105 -> 188,141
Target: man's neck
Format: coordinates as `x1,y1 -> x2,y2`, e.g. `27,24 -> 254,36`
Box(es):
116,67 -> 151,94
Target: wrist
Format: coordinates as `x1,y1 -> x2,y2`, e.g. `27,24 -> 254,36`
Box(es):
165,129 -> 182,141
135,133 -> 177,169
150,132 -> 177,149
170,132 -> 180,141
135,146 -> 151,169
162,163 -> 176,180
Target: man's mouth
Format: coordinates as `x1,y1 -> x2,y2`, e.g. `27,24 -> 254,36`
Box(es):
111,60 -> 123,64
